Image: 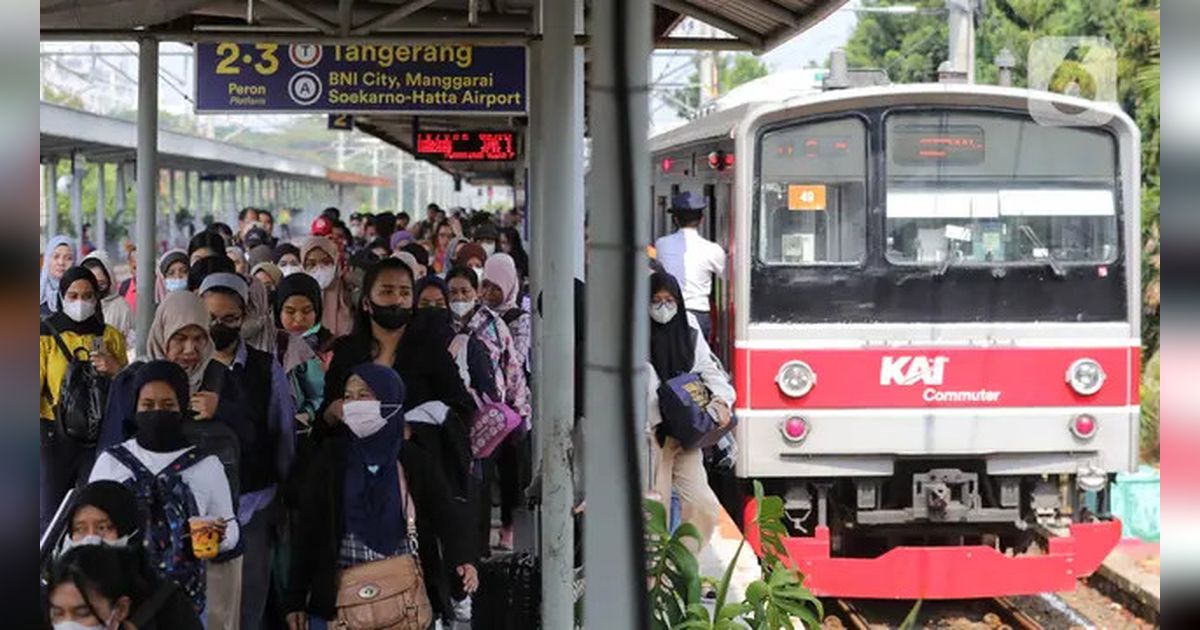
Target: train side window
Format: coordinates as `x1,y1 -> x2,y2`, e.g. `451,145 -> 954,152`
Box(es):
756,117 -> 867,265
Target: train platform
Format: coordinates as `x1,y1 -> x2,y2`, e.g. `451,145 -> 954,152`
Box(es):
698,505 -> 763,603
1086,538 -> 1160,622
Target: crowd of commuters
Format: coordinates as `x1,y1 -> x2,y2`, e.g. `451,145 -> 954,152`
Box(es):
39,191 -> 735,628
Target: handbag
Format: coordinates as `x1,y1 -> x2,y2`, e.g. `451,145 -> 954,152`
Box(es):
469,393 -> 525,459
657,372 -> 734,450
333,466 -> 433,630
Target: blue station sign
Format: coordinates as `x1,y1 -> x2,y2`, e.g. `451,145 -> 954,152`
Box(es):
195,43 -> 527,114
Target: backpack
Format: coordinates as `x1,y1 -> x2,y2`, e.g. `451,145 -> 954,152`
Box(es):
107,445 -> 207,613
42,319 -> 109,445
182,363 -> 242,504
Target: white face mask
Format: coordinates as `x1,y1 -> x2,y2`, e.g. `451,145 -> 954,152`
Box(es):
164,277 -> 188,293
53,619 -> 107,630
57,531 -> 133,558
472,267 -> 484,282
280,264 -> 302,277
449,300 -> 475,319
480,242 -> 496,256
62,299 -> 97,323
309,265 -> 336,290
650,302 -> 678,324
343,400 -> 401,439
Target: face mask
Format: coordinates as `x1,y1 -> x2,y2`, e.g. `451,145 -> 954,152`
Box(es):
164,277 -> 188,293
62,299 -> 96,323
343,400 -> 401,439
472,267 -> 484,283
481,242 -> 496,256
416,306 -> 452,328
209,323 -> 241,351
53,619 -> 107,630
280,264 -> 302,277
650,302 -> 678,324
58,530 -> 133,558
369,302 -> 412,330
449,300 -> 475,319
134,410 -> 190,452
310,265 -> 336,290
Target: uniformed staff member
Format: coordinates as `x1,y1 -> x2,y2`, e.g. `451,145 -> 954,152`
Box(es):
653,191 -> 725,341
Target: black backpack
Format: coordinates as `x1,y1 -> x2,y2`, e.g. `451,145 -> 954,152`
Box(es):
181,362 -> 242,503
42,319 -> 109,445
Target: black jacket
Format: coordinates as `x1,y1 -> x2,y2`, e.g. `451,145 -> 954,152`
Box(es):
284,428 -> 476,619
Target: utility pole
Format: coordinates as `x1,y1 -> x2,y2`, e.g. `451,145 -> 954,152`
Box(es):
947,0 -> 980,83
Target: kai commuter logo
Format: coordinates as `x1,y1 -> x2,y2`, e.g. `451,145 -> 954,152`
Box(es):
879,356 -> 949,386
879,355 -> 1001,403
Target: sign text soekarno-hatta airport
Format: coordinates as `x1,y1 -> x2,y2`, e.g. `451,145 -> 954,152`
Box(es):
195,43 -> 527,115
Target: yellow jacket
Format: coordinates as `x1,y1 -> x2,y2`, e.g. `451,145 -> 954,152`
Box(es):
40,325 -> 128,421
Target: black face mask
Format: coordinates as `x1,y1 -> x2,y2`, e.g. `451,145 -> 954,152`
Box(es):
134,410 -> 190,452
416,306 -> 452,327
369,302 -> 412,330
210,323 -> 242,350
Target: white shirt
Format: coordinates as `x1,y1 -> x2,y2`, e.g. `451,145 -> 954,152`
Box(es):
654,228 -> 726,312
89,439 -> 240,552
646,313 -> 737,434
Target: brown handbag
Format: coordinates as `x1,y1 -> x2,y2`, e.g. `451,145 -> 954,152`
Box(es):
333,465 -> 433,630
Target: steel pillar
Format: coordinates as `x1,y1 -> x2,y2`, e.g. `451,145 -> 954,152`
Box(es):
115,163 -> 127,245
70,153 -> 83,258
95,163 -> 107,255
585,0 -> 652,625
134,37 -> 159,357
47,160 -> 60,237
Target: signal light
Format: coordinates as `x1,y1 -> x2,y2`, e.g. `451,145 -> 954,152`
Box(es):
661,157 -> 673,173
1070,414 -> 1098,440
707,151 -> 734,171
780,417 -> 809,443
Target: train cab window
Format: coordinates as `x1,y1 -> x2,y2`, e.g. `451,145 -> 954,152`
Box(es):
884,111 -> 1119,267
756,117 -> 867,264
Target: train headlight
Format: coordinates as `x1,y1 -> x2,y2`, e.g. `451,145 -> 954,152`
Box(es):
776,360 -> 816,398
1066,358 -> 1106,396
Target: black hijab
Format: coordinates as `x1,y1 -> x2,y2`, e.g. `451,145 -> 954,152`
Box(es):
130,360 -> 192,452
411,275 -> 455,347
68,480 -> 140,540
274,271 -> 324,328
42,266 -> 106,336
649,271 -> 695,383
187,254 -> 235,292
273,243 -> 301,265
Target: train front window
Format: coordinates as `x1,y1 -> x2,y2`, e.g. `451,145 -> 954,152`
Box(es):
756,117 -> 867,265
885,111 -> 1119,267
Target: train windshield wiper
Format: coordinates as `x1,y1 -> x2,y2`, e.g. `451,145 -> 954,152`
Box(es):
931,242 -> 963,278
1017,225 -> 1066,278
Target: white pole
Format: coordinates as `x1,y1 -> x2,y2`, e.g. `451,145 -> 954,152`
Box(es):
540,0 -> 579,626
95,163 -> 107,256
585,0 -> 652,625
134,37 -> 159,357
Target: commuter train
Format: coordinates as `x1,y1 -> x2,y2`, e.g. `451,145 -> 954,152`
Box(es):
649,81 -> 1140,599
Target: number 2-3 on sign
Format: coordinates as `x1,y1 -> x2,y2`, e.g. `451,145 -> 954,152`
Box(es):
788,184 -> 826,211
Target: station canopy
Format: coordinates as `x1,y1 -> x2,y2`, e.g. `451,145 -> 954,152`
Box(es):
42,0 -> 847,186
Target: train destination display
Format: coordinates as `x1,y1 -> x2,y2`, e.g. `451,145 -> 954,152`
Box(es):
195,43 -> 527,114
414,131 -> 516,161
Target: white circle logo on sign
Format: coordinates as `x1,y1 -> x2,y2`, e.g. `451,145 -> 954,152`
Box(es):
288,72 -> 323,106
289,44 -> 322,68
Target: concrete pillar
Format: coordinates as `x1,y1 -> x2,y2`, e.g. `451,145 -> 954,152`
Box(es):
70,153 -> 84,259
183,171 -> 193,236
134,37 -> 159,357
167,170 -> 177,249
539,0 -> 579,626
47,160 -> 60,237
585,0 -> 653,624
115,162 -> 127,245
95,163 -> 107,255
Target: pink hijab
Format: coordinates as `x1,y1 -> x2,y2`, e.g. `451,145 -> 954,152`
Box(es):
483,253 -> 520,310
301,236 -> 354,337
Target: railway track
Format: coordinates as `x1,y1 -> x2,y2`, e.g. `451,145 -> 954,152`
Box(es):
823,596 -> 1045,630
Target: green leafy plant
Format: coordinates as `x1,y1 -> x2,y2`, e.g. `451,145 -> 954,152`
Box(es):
645,481 -> 823,629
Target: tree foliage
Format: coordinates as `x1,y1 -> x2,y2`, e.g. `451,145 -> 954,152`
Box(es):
669,53 -> 770,119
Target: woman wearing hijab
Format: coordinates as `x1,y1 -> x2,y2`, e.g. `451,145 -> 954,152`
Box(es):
48,544 -> 203,630
89,360 -> 240,616
390,229 -> 414,253
40,235 -> 75,316
301,236 -> 354,338
646,271 -> 734,554
81,251 -> 136,351
191,230 -> 277,354
155,249 -> 190,303
285,363 -> 477,630
453,242 -> 488,281
321,259 -> 477,506
274,272 -> 330,430
42,481 -> 204,630
274,243 -> 303,277
40,267 -> 128,533
430,220 -> 456,275
414,275 -> 498,405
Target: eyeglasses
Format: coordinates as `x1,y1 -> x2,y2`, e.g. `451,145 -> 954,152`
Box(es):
210,315 -> 244,327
